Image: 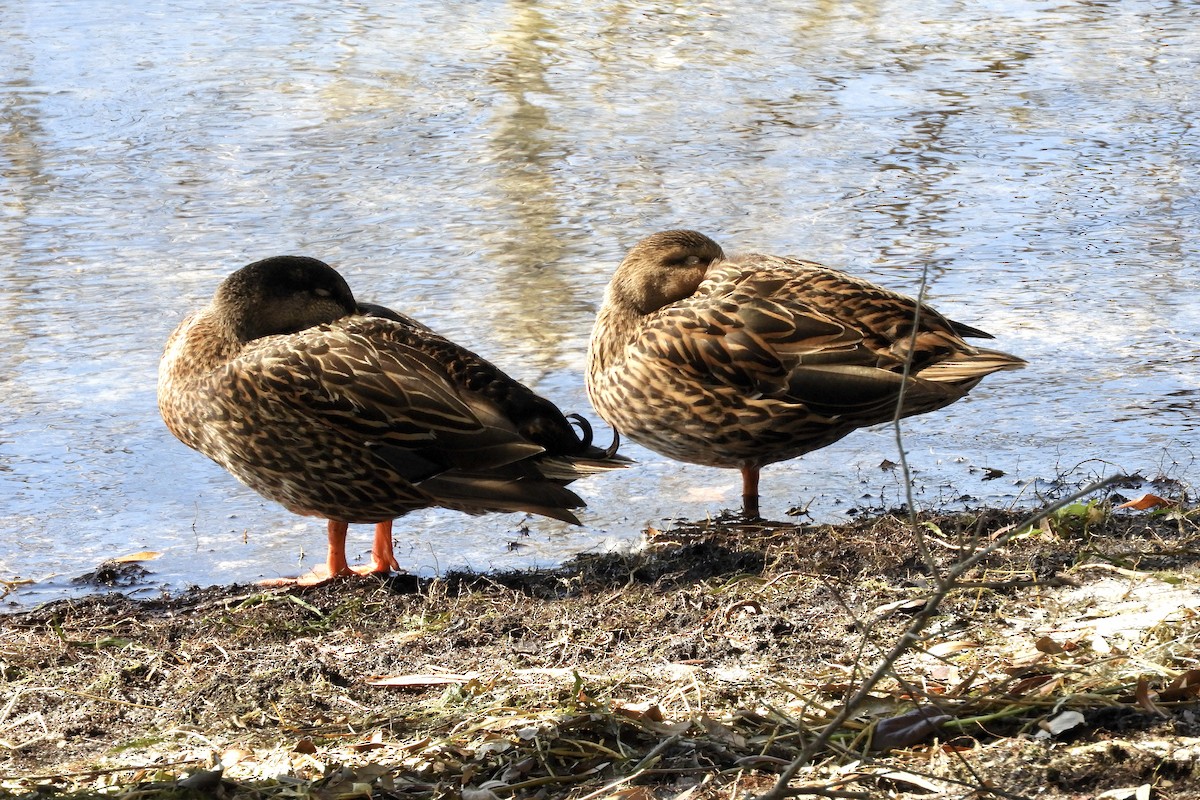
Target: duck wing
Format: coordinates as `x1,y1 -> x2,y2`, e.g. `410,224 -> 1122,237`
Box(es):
249,319 -> 544,474
236,317 -> 596,523
358,300 -> 623,462
638,255 -> 1020,420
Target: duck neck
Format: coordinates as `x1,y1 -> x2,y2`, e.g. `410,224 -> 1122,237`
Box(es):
587,296 -> 641,378
160,306 -> 243,381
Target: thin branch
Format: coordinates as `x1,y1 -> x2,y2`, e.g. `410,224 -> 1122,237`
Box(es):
570,735 -> 681,800
756,475 -> 1125,800
891,263 -> 939,576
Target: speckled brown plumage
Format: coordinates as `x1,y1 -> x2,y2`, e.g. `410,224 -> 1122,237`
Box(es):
159,255 -> 628,583
586,230 -> 1025,518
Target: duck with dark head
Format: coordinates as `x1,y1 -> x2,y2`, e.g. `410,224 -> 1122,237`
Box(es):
159,255 -> 629,584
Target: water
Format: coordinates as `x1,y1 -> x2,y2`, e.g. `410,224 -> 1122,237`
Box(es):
1,0 -> 1197,607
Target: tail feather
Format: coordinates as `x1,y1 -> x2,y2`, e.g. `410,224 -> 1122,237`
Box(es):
416,472 -> 585,524
535,451 -> 634,482
919,348 -> 1026,384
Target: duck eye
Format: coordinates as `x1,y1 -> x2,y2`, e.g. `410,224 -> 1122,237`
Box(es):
666,253 -> 703,268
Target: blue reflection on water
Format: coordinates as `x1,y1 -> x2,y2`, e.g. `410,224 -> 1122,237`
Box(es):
1,0 -> 1197,607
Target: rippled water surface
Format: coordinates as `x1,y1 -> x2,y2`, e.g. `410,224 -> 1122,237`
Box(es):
2,0 -> 1197,606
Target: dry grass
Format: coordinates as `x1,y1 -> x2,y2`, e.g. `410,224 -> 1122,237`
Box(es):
2,491 -> 1199,799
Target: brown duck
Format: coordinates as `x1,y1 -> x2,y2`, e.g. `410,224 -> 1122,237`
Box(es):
159,255 -> 628,584
587,230 -> 1024,519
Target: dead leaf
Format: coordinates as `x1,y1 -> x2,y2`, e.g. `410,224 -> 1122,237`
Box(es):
111,550 -> 162,563
926,639 -> 977,657
1035,636 -> 1066,654
870,708 -> 952,752
1160,669 -> 1200,702
873,597 -> 928,616
1007,673 -> 1059,696
876,769 -> 947,793
613,700 -> 665,722
349,729 -> 386,752
293,738 -> 317,754
1117,493 -> 1174,510
397,736 -> 431,753
367,673 -> 478,688
1097,784 -> 1153,800
723,599 -> 762,619
1134,676 -> 1168,717
1037,710 -> 1085,737
600,789 -> 656,800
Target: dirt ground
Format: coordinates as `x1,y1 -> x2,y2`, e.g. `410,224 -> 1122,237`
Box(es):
2,489 -> 1199,800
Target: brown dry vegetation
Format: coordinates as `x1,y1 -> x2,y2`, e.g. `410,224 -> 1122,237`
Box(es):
2,488 -> 1200,800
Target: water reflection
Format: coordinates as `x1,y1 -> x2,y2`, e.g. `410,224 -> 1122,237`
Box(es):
478,1 -> 579,377
0,0 -> 1197,606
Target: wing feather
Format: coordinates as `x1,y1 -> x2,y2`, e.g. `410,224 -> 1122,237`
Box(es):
631,254 -> 1012,408
230,318 -> 548,482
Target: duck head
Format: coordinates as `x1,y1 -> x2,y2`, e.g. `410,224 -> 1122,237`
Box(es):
608,230 -> 725,316
214,255 -> 359,342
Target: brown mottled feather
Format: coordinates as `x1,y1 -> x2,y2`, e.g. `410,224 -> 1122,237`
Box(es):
586,230 -> 1024,516
159,256 -> 629,579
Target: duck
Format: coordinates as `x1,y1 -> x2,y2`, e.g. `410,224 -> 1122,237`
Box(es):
586,230 -> 1025,519
159,255 -> 629,584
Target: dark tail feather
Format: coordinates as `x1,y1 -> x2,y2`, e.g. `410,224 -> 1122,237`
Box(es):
416,473 -> 586,525
948,319 -> 995,340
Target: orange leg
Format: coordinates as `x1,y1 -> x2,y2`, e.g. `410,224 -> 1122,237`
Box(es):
740,466 -> 761,520
260,519 -> 399,586
349,520 -> 400,576
325,519 -> 352,577
280,520 -> 352,586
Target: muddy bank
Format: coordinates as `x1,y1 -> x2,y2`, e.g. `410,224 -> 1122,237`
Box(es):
2,498 -> 1199,799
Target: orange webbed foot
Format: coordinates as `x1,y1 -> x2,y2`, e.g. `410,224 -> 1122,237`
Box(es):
258,562 -> 398,586
258,566 -> 348,587
256,519 -> 401,586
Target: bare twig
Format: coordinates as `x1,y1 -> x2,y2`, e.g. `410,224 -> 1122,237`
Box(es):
569,734 -> 681,800
758,268 -> 1128,797
756,475 -> 1124,800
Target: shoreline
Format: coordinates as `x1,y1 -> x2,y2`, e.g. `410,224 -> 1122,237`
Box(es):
2,504 -> 1198,799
